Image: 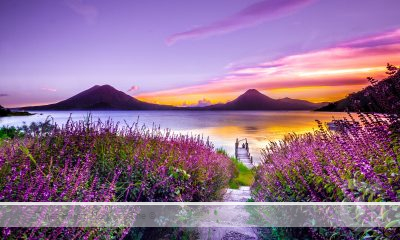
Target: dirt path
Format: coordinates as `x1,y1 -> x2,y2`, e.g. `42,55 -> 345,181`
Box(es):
197,141 -> 265,239
197,186 -> 259,240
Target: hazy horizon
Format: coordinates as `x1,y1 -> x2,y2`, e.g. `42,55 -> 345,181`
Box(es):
7,85 -> 332,109
1,0 -> 400,108
0,110 -> 354,161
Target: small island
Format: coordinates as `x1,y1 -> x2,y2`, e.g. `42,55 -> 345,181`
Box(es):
0,104 -> 33,117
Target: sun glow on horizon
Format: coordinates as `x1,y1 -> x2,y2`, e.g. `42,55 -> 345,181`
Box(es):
136,63 -> 395,106
137,28 -> 400,106
137,83 -> 370,106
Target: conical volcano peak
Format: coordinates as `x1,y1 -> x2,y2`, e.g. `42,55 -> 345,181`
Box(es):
204,89 -> 326,110
243,89 -> 262,95
89,84 -> 117,92
98,84 -> 115,89
22,85 -> 176,110
239,89 -> 273,100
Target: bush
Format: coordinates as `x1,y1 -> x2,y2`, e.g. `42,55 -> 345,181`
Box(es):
0,126 -> 23,140
0,117 -> 234,238
252,113 -> 399,202
0,118 -> 56,141
252,113 -> 400,238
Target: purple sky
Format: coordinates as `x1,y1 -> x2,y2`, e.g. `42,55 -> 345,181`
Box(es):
1,0 -> 400,107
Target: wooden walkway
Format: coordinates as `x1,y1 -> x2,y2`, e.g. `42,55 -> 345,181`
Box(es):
198,139 -> 259,239
235,138 -> 254,169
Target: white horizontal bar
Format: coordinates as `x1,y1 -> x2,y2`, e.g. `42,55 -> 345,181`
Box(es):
0,202 -> 399,206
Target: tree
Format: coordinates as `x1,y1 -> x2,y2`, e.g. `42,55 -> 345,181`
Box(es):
366,76 -> 377,86
385,63 -> 398,76
0,105 -> 11,116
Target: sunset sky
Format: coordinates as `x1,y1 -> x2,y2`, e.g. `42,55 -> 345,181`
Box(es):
1,0 -> 400,107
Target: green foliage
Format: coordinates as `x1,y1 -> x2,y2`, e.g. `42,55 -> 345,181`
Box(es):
216,147 -> 254,189
0,118 -> 56,141
0,126 -> 23,140
229,157 -> 254,189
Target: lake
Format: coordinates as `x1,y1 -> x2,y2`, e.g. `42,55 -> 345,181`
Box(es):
0,111 -> 352,164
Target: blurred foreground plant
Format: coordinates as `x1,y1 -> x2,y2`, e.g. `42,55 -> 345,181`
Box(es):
0,117 -> 234,238
252,65 -> 400,239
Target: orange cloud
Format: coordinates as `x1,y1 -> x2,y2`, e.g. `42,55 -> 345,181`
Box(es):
139,29 -> 400,105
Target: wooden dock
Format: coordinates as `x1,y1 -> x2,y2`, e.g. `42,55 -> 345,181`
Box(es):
198,139 -> 257,239
235,138 -> 254,169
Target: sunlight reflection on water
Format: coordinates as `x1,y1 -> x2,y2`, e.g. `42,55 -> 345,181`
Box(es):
0,111 -> 353,164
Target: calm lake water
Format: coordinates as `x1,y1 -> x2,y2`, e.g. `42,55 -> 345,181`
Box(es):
0,111 -> 351,164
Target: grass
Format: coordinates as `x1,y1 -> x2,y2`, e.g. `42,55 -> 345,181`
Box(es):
216,148 -> 254,189
229,157 -> 254,189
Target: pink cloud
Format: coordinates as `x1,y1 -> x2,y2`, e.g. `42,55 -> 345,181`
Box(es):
41,87 -> 57,92
166,0 -> 315,45
142,28 -> 400,99
341,29 -> 400,48
127,85 -> 139,92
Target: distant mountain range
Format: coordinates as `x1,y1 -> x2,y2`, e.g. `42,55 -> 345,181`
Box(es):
317,70 -> 400,112
22,85 -> 177,110
203,89 -> 327,110
22,85 -> 328,111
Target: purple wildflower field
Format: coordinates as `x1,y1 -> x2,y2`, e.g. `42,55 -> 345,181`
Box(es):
252,114 -> 399,202
0,66 -> 399,239
0,118 -> 234,238
252,67 -> 400,238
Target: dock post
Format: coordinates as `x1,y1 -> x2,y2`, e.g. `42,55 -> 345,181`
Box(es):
235,138 -> 238,159
234,138 -> 254,169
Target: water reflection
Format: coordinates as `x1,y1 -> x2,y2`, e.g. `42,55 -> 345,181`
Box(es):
0,110 -> 353,164
244,126 -> 259,134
